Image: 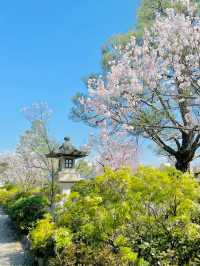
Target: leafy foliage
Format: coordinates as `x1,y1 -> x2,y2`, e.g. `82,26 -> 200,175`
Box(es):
2,166 -> 200,265
0,186 -> 18,206
30,214 -> 55,249
28,166 -> 200,265
7,194 -> 48,233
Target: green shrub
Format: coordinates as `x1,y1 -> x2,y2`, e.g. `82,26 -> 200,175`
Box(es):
54,227 -> 72,250
0,187 -> 17,206
29,214 -> 55,258
53,166 -> 200,265
3,167 -> 200,265
8,194 -> 48,233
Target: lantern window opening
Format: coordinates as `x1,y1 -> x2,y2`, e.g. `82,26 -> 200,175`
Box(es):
65,159 -> 74,169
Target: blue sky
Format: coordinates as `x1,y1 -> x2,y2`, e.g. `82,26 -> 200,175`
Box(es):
0,0 -> 163,165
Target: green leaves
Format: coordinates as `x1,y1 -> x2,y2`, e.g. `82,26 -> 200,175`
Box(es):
25,166 -> 200,264
30,214 -> 55,250
55,227 -> 72,250
8,194 -> 48,233
120,247 -> 138,263
60,166 -> 200,264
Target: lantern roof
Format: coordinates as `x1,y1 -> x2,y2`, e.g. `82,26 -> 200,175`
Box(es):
46,137 -> 88,159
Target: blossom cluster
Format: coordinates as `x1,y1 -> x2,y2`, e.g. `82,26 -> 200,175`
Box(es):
79,1 -> 200,139
89,123 -> 137,171
0,152 -> 47,190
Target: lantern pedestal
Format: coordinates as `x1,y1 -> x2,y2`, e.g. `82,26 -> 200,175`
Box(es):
58,169 -> 82,195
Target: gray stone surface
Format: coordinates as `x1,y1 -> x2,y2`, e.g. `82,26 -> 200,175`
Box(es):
0,208 -> 26,266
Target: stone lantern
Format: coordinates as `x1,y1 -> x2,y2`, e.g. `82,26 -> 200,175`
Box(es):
46,137 -> 87,194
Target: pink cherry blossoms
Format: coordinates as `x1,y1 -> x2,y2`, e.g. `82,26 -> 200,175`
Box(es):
75,1 -> 200,172
89,123 -> 138,171
0,152 -> 47,191
83,4 -> 200,129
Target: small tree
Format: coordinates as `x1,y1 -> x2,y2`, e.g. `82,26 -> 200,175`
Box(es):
88,124 -> 137,171
0,152 -> 46,191
20,102 -> 59,206
72,2 -> 200,172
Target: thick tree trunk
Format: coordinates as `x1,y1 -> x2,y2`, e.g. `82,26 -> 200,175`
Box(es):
174,149 -> 195,172
175,160 -> 190,173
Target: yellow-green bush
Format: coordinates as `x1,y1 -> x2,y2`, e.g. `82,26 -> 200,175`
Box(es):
9,166 -> 200,265
51,166 -> 200,265
30,214 -> 55,249
29,214 -> 55,259
0,187 -> 17,206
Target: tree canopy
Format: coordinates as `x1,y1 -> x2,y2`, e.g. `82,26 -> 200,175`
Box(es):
136,0 -> 200,37
101,0 -> 200,70
72,1 -> 200,172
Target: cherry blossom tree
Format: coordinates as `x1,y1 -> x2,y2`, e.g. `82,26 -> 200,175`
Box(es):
0,103 -> 58,192
20,102 -> 59,206
136,0 -> 200,37
87,123 -> 138,171
72,1 -> 200,172
0,152 -> 46,191
19,103 -> 56,174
